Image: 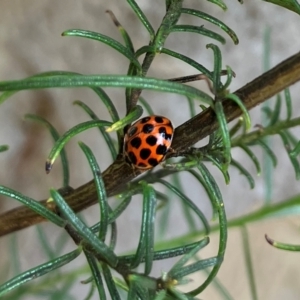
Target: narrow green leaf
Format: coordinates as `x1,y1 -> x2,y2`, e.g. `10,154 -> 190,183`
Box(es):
240,226 -> 258,300
214,101 -> 231,171
171,25 -> 226,44
239,144 -> 261,176
278,131 -> 300,180
79,142 -> 109,242
106,105 -> 143,132
222,65 -> 235,91
0,248 -> 81,297
127,0 -> 155,41
106,10 -> 134,53
119,240 -> 208,264
102,264 -> 121,300
207,0 -> 227,10
0,145 -> 9,152
0,75 -> 214,106
24,114 -> 70,187
62,29 -> 141,70
131,182 -> 156,275
157,179 -> 210,235
73,101 -> 117,160
205,154 -> 230,184
168,237 -> 210,276
229,118 -> 243,138
0,186 -> 65,227
143,184 -> 157,275
225,93 -> 251,131
265,234 -> 300,251
50,189 -> 118,267
264,0 -> 300,15
181,8 -> 238,44
290,140 -> 300,158
284,88 -> 292,120
255,139 -> 277,167
161,48 -> 212,80
108,196 -> 132,223
139,97 -> 154,115
15,75 -> 212,104
207,43 -> 222,93
84,251 -> 106,300
36,225 -> 56,259
189,163 -> 227,296
230,159 -> 255,189
172,256 -> 220,280
269,94 -> 282,126
45,120 -> 112,173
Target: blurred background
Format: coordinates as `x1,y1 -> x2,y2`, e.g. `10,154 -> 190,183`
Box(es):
0,0 -> 300,299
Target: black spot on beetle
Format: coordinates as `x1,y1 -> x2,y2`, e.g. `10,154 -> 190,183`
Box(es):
130,137 -> 142,149
140,148 -> 151,160
127,126 -> 138,137
128,152 -> 137,165
159,127 -> 172,140
148,158 -> 159,167
155,116 -> 164,123
142,124 -> 154,134
146,135 -> 157,146
140,117 -> 150,123
156,144 -> 167,155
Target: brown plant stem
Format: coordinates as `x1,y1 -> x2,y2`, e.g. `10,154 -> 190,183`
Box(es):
0,51 -> 300,238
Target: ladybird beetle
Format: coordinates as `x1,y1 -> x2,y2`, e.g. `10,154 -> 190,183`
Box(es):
124,115 -> 174,169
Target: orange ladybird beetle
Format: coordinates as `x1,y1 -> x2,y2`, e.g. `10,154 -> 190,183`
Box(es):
124,115 -> 174,169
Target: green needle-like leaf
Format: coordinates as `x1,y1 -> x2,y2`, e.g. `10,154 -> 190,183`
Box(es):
172,256 -> 220,280
284,88 -> 292,120
225,93 -> 251,131
102,264 -> 121,300
265,234 -> 300,251
0,145 -> 9,152
131,182 -> 157,275
0,75 -> 214,106
181,8 -> 239,44
207,0 -> 227,10
79,142 -> 109,242
139,97 -> 154,115
190,163 -> 227,296
45,120 -> 112,173
171,25 -> 226,44
230,159 -> 255,189
0,186 -> 65,227
127,0 -> 155,41
290,140 -> 300,158
106,105 -> 143,132
279,131 -> 300,180
264,0 -> 300,15
269,94 -> 282,126
255,139 -> 277,167
106,10 -> 134,53
24,114 -> 70,187
241,226 -> 258,300
0,248 -> 81,297
161,48 -> 212,80
168,237 -> 210,276
73,100 -> 117,160
215,101 -> 231,171
84,251 -> 106,300
50,189 -> 118,267
62,29 -> 141,70
157,179 -> 210,234
239,144 -> 261,176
